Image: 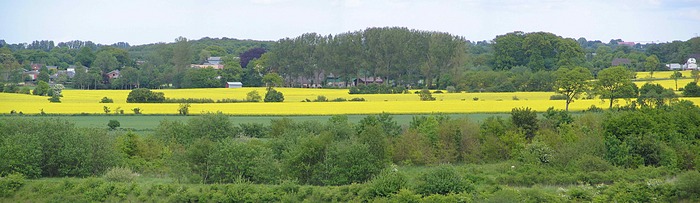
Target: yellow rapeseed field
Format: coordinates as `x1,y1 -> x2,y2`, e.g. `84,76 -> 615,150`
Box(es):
3,71 -> 700,115
635,70 -> 693,79
3,86 -> 700,115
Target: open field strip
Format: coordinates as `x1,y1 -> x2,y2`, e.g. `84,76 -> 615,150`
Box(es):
4,88 -> 700,115
635,70 -> 692,79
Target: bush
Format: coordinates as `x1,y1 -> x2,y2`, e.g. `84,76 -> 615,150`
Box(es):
103,167 -> 137,183
100,97 -> 114,103
178,103 -> 191,115
446,86 -> 457,93
0,173 -> 25,198
364,168 -> 407,198
313,95 -> 328,102
246,90 -> 262,102
682,82 -> 700,97
414,165 -> 470,195
107,120 -> 120,130
349,97 -> 366,102
126,88 -> 165,103
549,94 -> 568,100
164,98 -> 215,103
331,98 -> 347,102
419,89 -> 435,101
19,86 -> 30,94
473,97 -> 479,101
349,84 -> 406,94
33,81 -> 50,96
48,94 -> 61,103
676,170 -> 700,200
132,108 -> 142,114
264,88 -> 284,102
433,90 -> 444,94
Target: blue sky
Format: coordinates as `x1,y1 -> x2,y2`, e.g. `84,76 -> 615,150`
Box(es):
1,0 -> 699,45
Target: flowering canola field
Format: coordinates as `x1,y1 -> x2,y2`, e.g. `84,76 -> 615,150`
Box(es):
2,74 -> 700,115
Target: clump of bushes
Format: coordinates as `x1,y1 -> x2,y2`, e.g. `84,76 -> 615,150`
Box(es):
100,97 -> 114,103
126,88 -> 165,103
549,94 -> 568,100
364,168 -> 408,198
419,89 -> 435,101
349,97 -> 366,101
0,173 -> 25,198
264,88 -> 284,102
349,84 -> 406,94
414,165 -> 471,195
313,95 -> 328,102
103,167 -> 138,183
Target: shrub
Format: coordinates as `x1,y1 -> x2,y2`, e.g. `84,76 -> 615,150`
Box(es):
100,97 -> 114,103
349,97 -> 365,102
583,105 -> 603,113
676,170 -> 700,200
264,88 -> 284,102
246,90 -> 262,102
33,81 -> 50,96
132,108 -> 142,114
103,167 -> 137,183
48,94 -> 61,103
0,173 -> 25,198
107,120 -> 120,130
331,98 -> 347,102
364,168 -> 407,198
473,97 -> 479,101
549,94 -> 568,100
419,89 -> 435,101
178,103 -> 191,115
164,98 -> 215,103
126,88 -> 165,103
414,165 -> 470,195
313,95 -> 328,102
512,95 -> 520,100
682,82 -> 700,97
433,90 -> 444,94
446,86 -> 457,93
19,86 -> 30,94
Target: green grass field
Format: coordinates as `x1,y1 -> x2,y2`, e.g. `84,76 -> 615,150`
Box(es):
5,113 -> 510,131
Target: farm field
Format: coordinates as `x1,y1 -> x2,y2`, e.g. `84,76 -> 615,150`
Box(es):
1,70 -> 698,115
0,89 -> 613,115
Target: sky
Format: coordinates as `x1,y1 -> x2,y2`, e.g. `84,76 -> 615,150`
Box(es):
1,0 -> 699,45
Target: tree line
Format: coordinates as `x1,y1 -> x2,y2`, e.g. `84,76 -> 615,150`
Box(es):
1,29 -> 699,91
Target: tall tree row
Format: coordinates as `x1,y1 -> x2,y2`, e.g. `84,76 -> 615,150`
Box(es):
266,27 -> 467,88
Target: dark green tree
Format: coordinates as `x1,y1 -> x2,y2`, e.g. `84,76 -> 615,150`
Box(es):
553,66 -> 592,111
596,66 -> 634,108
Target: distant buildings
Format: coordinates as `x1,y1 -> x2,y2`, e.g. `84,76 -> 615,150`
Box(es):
612,58 -> 632,66
191,56 -> 224,69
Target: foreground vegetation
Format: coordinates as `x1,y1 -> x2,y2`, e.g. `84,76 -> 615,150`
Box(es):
2,101 -> 700,202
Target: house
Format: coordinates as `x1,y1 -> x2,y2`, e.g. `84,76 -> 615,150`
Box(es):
325,73 -> 347,87
31,64 -> 44,71
353,77 -> 384,86
226,82 -> 242,88
207,57 -> 222,65
667,63 -> 682,70
617,41 -> 636,46
107,70 -> 120,79
24,70 -> 39,81
191,64 -> 224,69
684,58 -> 698,70
612,58 -> 632,66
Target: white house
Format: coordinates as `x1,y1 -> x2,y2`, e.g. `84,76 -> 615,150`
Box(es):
686,58 -> 698,70
667,63 -> 681,70
226,82 -> 243,88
